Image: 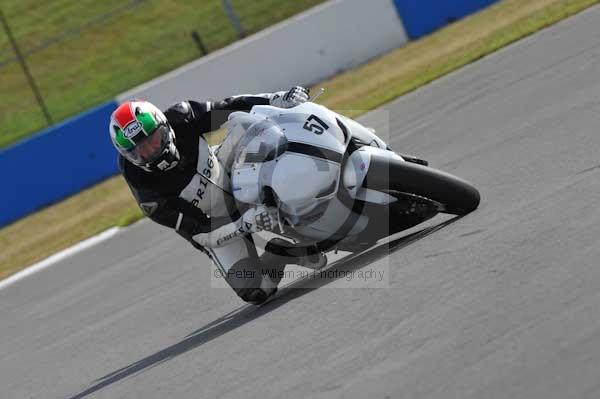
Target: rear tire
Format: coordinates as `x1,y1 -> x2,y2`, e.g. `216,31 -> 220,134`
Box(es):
363,154 -> 480,215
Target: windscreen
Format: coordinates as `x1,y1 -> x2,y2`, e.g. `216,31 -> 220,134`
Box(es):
234,119 -> 288,164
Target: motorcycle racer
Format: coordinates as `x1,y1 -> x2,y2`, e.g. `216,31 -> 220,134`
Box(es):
109,87 -> 325,305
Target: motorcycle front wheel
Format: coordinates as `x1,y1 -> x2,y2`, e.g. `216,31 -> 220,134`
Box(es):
363,154 -> 481,215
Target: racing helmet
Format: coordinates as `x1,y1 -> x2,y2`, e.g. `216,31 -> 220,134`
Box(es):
109,100 -> 180,172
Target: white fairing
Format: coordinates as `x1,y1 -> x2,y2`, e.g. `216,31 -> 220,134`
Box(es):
232,164 -> 261,204
292,196 -> 369,242
228,102 -> 402,243
251,103 -> 347,152
343,146 -> 404,199
271,152 -> 340,217
343,148 -> 370,198
232,103 -> 345,215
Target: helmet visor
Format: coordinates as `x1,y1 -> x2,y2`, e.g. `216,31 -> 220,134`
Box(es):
129,123 -> 171,165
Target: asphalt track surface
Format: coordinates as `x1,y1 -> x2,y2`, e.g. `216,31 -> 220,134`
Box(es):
4,6 -> 600,398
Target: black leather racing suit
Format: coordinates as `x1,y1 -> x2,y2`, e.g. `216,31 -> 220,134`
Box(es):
119,92 -> 296,304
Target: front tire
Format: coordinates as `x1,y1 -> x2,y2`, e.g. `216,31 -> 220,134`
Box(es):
363,154 -> 480,215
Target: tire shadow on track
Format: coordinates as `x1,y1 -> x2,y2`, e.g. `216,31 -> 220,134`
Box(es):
67,216 -> 462,399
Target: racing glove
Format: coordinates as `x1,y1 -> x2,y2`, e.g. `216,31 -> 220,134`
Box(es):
241,205 -> 279,233
270,86 -> 310,108
191,206 -> 278,248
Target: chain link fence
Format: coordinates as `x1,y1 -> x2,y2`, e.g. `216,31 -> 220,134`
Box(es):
0,0 -> 324,147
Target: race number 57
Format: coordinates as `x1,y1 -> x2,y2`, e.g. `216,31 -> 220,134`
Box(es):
303,114 -> 329,135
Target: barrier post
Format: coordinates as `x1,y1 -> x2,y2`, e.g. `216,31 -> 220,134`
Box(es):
221,0 -> 246,39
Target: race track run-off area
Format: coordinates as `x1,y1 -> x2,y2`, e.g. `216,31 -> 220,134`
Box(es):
3,6 -> 600,399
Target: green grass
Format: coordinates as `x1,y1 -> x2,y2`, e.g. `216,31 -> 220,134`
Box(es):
1,0 -> 598,281
0,0 -> 325,147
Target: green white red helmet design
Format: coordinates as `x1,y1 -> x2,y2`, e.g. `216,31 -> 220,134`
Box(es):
109,101 -> 180,171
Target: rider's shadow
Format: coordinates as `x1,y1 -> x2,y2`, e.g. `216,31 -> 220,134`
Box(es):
67,216 -> 461,399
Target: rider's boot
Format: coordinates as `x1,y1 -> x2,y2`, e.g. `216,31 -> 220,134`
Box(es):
359,125 -> 429,166
399,153 -> 429,166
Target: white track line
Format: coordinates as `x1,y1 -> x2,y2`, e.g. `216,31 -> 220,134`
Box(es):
0,227 -> 121,291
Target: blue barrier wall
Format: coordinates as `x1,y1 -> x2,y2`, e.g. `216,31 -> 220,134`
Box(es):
0,101 -> 119,227
393,0 -> 499,39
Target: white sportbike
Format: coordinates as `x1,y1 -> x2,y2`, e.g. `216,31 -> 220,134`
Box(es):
219,101 -> 480,254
